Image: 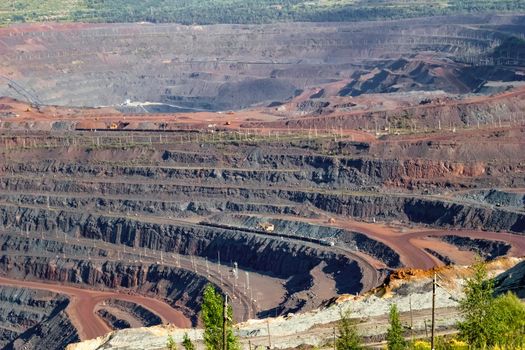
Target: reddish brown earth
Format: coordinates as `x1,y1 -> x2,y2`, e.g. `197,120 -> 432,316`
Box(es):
336,220 -> 525,269
259,213 -> 525,269
0,277 -> 191,340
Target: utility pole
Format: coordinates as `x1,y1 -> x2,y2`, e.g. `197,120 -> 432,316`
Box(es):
409,294 -> 414,343
267,318 -> 272,349
431,272 -> 436,350
333,326 -> 336,350
223,294 -> 229,350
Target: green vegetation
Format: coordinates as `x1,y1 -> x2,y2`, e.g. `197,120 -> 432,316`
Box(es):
386,304 -> 406,350
182,333 -> 195,350
457,260 -> 497,348
1,0 -> 525,26
411,340 -> 431,350
491,292 -> 525,348
167,334 -> 177,350
403,261 -> 525,350
410,338 -> 470,350
336,308 -> 362,350
201,284 -> 239,350
458,260 -> 525,349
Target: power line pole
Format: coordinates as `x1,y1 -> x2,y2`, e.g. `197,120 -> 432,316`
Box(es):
333,326 -> 336,350
409,294 -> 414,343
431,272 -> 436,350
223,294 -> 229,350
267,318 -> 272,349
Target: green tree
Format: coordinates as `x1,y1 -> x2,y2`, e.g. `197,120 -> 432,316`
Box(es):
492,292 -> 525,348
167,334 -> 177,350
201,284 -> 239,350
182,333 -> 195,350
336,308 -> 362,350
458,260 -> 525,348
386,304 -> 406,350
457,260 -> 497,348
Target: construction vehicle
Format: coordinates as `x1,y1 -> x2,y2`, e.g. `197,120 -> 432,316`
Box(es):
257,222 -> 275,233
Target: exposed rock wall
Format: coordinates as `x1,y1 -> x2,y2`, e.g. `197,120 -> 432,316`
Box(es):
96,309 -> 131,330
3,18 -> 521,109
440,235 -> 512,261
2,179 -> 525,235
5,309 -> 79,350
106,299 -> 162,327
0,255 -> 208,321
207,215 -> 402,268
0,287 -> 69,348
0,206 -> 364,290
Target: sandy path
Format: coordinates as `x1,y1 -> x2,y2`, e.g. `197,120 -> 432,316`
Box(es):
0,277 -> 191,340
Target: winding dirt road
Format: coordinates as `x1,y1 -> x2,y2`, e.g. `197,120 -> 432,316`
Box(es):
335,219 -> 525,269
0,277 -> 191,340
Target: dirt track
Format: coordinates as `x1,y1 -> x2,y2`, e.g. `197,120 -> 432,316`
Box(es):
334,219 -> 525,269
0,277 -> 191,340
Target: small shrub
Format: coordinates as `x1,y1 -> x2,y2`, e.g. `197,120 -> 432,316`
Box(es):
412,340 -> 431,350
167,334 -> 177,350
447,339 -> 469,350
182,333 -> 195,350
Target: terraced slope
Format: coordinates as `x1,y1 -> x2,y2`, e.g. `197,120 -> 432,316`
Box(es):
1,15 -> 524,110
0,101 -> 524,348
0,11 -> 524,349
0,124 -> 523,303
0,286 -> 78,350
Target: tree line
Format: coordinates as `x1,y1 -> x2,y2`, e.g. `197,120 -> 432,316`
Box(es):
3,0 -> 525,26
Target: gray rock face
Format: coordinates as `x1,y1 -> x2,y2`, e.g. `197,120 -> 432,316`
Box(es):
494,260 -> 525,298
0,254 -> 208,321
439,235 -> 511,261
207,214 -> 401,268
96,309 -> 131,330
0,286 -> 76,350
105,299 -> 162,327
459,189 -> 525,211
6,309 -> 79,350
2,175 -> 524,234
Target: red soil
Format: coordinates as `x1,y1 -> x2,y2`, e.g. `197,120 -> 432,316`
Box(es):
0,277 -> 191,340
334,219 -> 525,269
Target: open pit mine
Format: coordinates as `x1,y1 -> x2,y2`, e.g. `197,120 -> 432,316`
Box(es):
0,7 -> 524,350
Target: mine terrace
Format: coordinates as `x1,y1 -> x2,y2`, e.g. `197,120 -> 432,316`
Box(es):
0,9 -> 524,350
